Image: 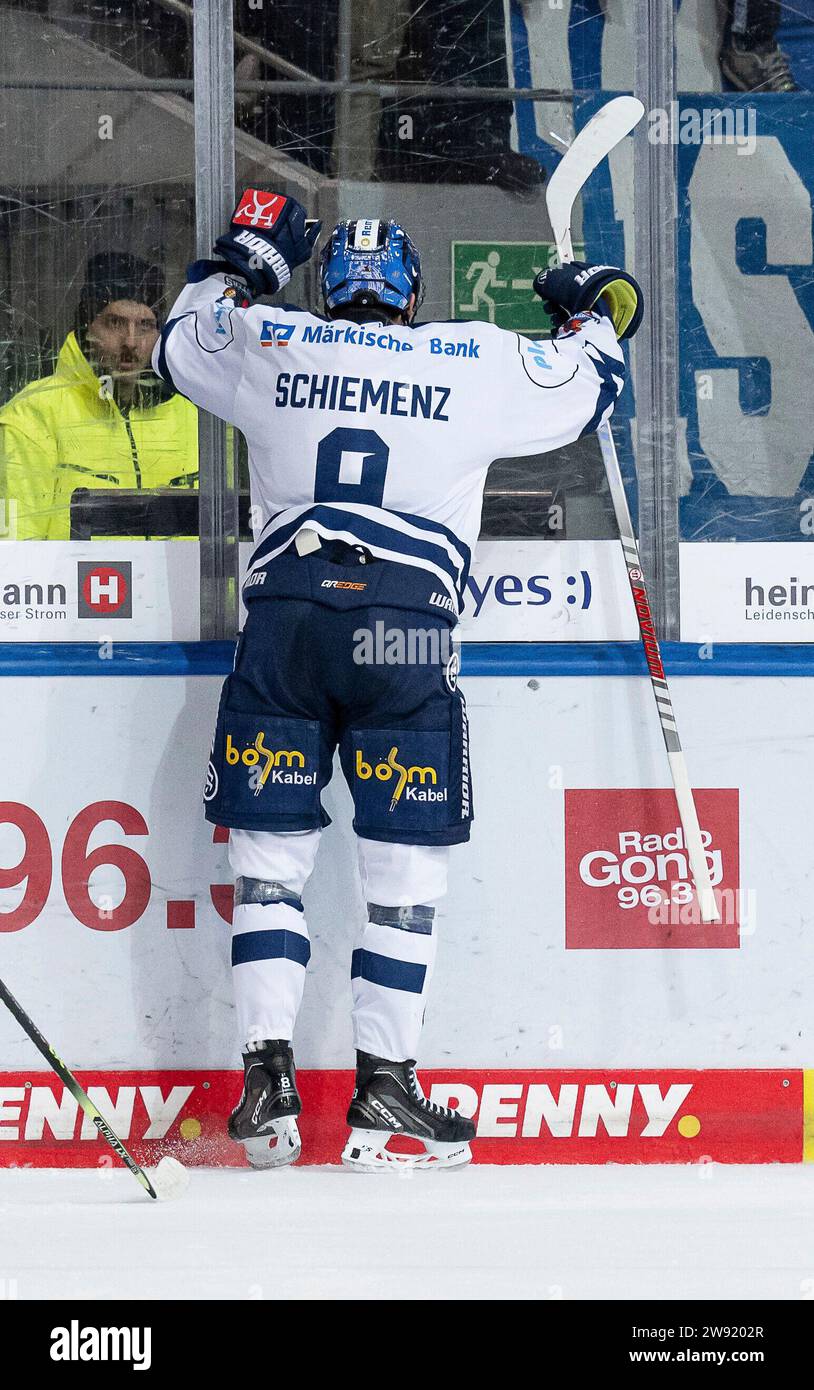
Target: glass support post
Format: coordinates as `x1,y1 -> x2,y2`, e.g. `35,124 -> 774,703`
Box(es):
633,0 -> 680,638
194,0 -> 238,639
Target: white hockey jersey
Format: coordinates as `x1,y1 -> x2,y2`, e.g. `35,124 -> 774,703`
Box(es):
154,274 -> 626,614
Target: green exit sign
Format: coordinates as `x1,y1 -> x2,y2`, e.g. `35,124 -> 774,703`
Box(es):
451,241 -> 584,333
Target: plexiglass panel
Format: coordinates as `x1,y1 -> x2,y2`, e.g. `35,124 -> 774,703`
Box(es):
673,0 -> 814,638
229,0 -> 637,586
0,0 -> 198,639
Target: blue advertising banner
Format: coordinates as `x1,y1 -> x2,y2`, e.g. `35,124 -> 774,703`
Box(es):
676,94 -> 814,540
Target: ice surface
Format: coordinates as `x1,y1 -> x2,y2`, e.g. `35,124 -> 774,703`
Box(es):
1,1165 -> 812,1301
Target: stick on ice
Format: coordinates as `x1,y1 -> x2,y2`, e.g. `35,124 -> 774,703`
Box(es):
0,975 -> 189,1201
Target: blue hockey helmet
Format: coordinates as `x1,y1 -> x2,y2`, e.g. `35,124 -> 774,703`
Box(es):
320,219 -> 424,319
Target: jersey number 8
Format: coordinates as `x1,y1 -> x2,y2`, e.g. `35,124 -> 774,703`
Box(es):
314,427 -> 390,508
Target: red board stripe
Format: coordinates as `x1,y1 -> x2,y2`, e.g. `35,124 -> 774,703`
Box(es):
0,1069 -> 802,1167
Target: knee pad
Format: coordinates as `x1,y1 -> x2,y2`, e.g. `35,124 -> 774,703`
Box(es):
367,903 -> 434,935
234,877 -> 304,913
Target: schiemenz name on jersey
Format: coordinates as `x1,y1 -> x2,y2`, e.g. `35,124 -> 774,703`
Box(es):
275,372 -> 451,421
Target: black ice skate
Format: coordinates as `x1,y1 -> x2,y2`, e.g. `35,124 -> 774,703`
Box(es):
342,1051 -> 475,1171
228,1040 -> 302,1168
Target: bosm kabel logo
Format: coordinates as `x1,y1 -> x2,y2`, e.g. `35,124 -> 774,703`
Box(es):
225,732 -> 315,797
77,562 -> 132,618
355,747 -> 443,812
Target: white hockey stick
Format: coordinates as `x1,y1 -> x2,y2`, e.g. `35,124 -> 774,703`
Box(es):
546,96 -> 719,924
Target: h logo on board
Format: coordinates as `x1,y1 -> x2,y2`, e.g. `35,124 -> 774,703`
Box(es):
77,562 -> 132,618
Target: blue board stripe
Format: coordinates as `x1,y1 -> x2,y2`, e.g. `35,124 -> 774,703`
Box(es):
2,641 -> 814,678
351,947 -> 427,995
231,929 -> 311,968
0,642 -> 236,676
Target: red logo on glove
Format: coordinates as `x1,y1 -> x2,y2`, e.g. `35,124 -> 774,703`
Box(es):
232,189 -> 286,230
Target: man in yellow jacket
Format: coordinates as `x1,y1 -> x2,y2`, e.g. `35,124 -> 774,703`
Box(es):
0,252 -> 198,540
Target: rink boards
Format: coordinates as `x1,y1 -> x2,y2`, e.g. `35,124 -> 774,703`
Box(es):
1,650 -> 814,1165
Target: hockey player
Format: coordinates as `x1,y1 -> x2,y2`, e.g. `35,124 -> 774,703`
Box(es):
154,191 -> 642,1171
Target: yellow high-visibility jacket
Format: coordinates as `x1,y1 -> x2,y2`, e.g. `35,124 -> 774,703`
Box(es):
0,332 -> 198,539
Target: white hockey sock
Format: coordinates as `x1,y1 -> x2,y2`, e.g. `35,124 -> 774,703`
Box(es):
228,828 -> 321,1050
231,898 -> 311,1046
351,907 -> 438,1061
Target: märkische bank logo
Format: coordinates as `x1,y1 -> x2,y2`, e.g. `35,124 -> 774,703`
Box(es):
77,561 -> 132,618
356,746 -> 445,812
260,320 -> 295,347
226,732 -> 315,797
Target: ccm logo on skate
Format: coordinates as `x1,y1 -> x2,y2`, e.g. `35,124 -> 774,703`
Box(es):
252,1088 -> 269,1126
370,1098 -> 402,1129
226,733 -> 316,795
355,747 -> 446,810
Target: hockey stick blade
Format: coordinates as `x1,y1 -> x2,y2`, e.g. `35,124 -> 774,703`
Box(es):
0,976 -> 190,1200
546,95 -> 644,264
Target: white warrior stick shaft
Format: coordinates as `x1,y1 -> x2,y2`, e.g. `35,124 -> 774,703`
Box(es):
546,97 -> 719,923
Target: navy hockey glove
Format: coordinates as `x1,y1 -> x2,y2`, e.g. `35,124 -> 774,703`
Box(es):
533,260 -> 644,340
212,189 -> 322,298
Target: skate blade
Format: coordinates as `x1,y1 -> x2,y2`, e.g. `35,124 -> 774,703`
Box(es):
241,1117 -> 301,1169
341,1129 -> 472,1172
